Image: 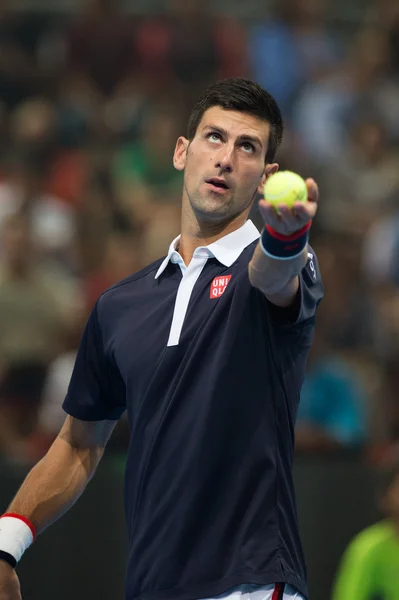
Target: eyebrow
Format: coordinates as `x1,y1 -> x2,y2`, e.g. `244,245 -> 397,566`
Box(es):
203,125 -> 263,149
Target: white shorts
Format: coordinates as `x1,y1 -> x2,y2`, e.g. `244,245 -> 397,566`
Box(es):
200,583 -> 305,600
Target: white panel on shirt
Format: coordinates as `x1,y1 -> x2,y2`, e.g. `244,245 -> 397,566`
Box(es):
167,248 -> 211,347
199,584 -> 305,600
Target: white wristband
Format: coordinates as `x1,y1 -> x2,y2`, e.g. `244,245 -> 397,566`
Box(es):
0,515 -> 36,564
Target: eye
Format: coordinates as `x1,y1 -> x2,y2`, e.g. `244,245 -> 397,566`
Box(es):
241,142 -> 255,154
207,132 -> 222,143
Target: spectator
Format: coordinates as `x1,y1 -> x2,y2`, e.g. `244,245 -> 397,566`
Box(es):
113,104 -> 183,225
168,0 -> 221,93
296,325 -> 367,452
60,0 -> 142,140
293,26 -> 391,163
33,302 -> 87,455
3,96 -> 90,209
0,214 -> 65,463
332,459 -> 399,600
369,0 -> 399,77
317,114 -> 399,236
76,164 -> 134,274
362,208 -> 399,289
0,151 -> 75,270
308,235 -> 374,353
361,208 -> 399,362
250,0 -> 341,116
7,97 -> 58,158
136,0 -> 248,107
0,2 -> 56,110
63,0 -> 136,98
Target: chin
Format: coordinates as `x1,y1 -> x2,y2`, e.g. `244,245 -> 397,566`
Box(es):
193,204 -> 232,223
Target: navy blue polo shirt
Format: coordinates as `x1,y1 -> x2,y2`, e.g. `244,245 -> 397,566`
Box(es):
63,220 -> 323,600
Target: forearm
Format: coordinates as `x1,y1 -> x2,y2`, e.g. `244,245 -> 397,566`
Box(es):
5,432 -> 103,534
6,438 -> 102,534
252,176 -> 318,304
249,242 -> 307,299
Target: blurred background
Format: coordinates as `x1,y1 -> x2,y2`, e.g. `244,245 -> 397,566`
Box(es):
0,0 -> 398,598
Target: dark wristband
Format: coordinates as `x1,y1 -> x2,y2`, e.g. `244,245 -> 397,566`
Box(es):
260,221 -> 312,260
0,550 -> 17,569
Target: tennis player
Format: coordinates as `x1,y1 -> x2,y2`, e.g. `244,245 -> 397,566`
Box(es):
0,78 -> 323,600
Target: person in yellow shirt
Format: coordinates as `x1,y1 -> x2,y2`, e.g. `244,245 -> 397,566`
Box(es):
332,460 -> 399,599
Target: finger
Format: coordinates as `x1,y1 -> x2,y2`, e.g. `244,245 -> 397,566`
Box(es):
293,201 -> 318,220
277,203 -> 303,230
260,199 -> 309,232
305,178 -> 319,203
258,200 -> 283,229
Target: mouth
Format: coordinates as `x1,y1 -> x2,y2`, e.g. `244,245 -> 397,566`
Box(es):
205,178 -> 230,193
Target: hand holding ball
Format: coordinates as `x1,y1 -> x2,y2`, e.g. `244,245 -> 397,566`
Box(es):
263,171 -> 307,210
259,171 -> 318,251
260,170 -> 312,259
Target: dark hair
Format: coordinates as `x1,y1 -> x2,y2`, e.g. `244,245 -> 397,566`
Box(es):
187,78 -> 284,163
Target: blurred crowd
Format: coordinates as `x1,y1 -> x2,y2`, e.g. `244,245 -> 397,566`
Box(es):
0,0 -> 398,466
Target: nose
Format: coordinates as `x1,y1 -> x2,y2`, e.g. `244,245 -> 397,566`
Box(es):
215,145 -> 234,174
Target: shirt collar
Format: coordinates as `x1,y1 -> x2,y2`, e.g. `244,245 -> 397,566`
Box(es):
154,219 -> 260,279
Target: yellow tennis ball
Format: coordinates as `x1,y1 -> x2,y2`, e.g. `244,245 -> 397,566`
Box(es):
263,171 -> 307,209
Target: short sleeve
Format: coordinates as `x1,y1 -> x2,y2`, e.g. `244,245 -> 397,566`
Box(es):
267,246 -> 324,327
62,302 -> 126,421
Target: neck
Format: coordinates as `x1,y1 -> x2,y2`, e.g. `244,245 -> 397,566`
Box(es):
178,200 -> 249,266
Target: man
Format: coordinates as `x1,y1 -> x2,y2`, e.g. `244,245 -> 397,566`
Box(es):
332,460 -> 399,599
0,78 -> 322,600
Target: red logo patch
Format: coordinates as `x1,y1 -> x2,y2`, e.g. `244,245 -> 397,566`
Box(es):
210,275 -> 232,299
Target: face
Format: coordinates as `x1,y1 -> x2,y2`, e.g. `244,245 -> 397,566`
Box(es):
173,106 -> 278,225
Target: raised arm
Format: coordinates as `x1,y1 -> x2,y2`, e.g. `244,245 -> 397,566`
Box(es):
249,178 -> 319,307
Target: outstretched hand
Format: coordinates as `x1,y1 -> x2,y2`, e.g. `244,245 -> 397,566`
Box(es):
258,178 -> 319,236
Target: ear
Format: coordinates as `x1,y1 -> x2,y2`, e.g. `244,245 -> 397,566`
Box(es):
173,137 -> 189,171
257,163 -> 279,195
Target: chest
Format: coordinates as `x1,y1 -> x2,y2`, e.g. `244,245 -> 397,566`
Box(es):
103,262 -> 249,390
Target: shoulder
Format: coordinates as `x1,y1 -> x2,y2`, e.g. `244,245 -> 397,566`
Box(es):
96,257 -> 165,308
